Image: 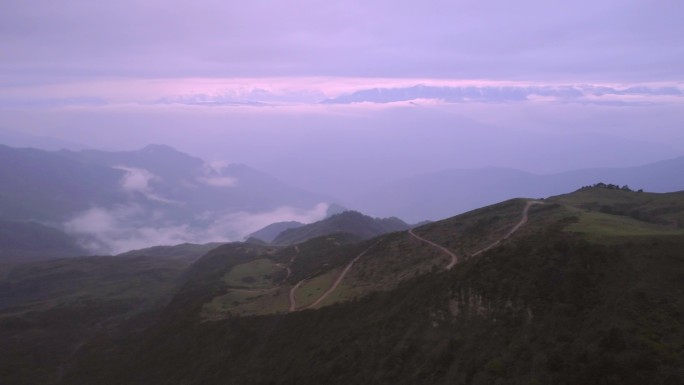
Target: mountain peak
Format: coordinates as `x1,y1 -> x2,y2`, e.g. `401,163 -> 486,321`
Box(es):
140,144 -> 183,154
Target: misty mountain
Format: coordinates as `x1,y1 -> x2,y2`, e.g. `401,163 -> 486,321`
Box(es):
0,144 -> 128,222
0,220 -> 88,263
352,155 -> 684,222
116,242 -> 225,262
246,221 -> 305,243
0,128 -> 89,151
272,211 -> 411,246
0,144 -> 335,254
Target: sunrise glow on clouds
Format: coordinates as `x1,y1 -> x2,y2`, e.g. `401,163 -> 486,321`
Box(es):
2,77 -> 683,110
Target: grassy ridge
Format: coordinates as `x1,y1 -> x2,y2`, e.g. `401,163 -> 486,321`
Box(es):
62,228 -> 684,385
6,187 -> 684,384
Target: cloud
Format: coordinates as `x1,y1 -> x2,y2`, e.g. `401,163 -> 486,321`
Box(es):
63,202 -> 329,254
116,166 -> 155,192
198,160 -> 238,187
212,203 -> 330,239
198,176 -> 238,187
113,166 -> 178,203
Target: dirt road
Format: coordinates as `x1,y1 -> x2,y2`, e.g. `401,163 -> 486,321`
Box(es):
411,200 -> 543,266
408,229 -> 460,269
286,246 -> 301,312
289,201 -> 541,311
288,280 -> 304,312
304,245 -> 376,309
289,242 -> 378,311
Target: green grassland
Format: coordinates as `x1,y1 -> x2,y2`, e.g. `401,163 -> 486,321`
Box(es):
567,211 -> 684,240
294,270 -> 337,308
201,286 -> 290,318
223,258 -> 283,288
550,188 -> 684,228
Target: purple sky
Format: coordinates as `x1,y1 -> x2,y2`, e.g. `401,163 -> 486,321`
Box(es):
2,1 -> 683,82
1,0 -> 683,197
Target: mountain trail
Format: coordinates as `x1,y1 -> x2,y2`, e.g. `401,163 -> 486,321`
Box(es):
471,200 -> 542,257
409,228 -> 460,269
411,200 -> 542,269
287,246 -> 302,312
304,243 -> 377,310
290,200 -> 541,312
289,242 -> 378,312
288,280 -> 304,312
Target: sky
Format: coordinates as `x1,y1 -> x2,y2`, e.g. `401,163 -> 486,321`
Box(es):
1,0 -> 684,199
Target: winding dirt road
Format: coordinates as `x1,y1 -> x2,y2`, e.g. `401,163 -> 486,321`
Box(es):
289,242 -> 378,312
287,201 -> 542,312
288,280 -> 304,312
411,200 -> 543,267
286,246 -> 301,312
304,245 -> 376,309
408,228 -> 460,269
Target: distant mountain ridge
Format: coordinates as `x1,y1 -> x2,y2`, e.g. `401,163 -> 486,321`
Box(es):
0,144 -> 334,255
353,155 -> 684,222
246,221 -> 305,243
272,211 -> 411,246
0,220 -> 87,262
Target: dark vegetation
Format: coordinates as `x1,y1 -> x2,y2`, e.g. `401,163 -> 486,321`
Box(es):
272,211 -> 410,246
0,220 -> 86,263
2,188 -> 684,384
116,242 -> 224,262
246,221 -> 304,243
552,187 -> 684,228
579,182 -> 640,192
0,256 -> 191,385
60,228 -> 684,385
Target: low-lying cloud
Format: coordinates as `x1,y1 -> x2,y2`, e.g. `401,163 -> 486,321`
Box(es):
198,176 -> 238,187
114,166 -> 178,203
63,202 -> 329,254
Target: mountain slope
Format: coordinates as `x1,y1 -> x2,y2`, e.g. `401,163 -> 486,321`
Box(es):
0,255 -> 191,385
0,144 -> 126,222
56,188 -> 684,385
246,221 -> 305,243
271,211 -> 410,246
116,242 -> 225,262
0,220 -> 87,263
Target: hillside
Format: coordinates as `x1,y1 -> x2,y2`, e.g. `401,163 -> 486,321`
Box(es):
116,242 -> 225,262
0,220 -> 87,264
271,211 -> 411,246
0,144 -> 126,222
246,221 -> 304,243
0,255 -> 191,385
5,188 -> 682,384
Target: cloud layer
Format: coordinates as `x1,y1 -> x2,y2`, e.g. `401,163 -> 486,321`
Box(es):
64,202 -> 329,254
